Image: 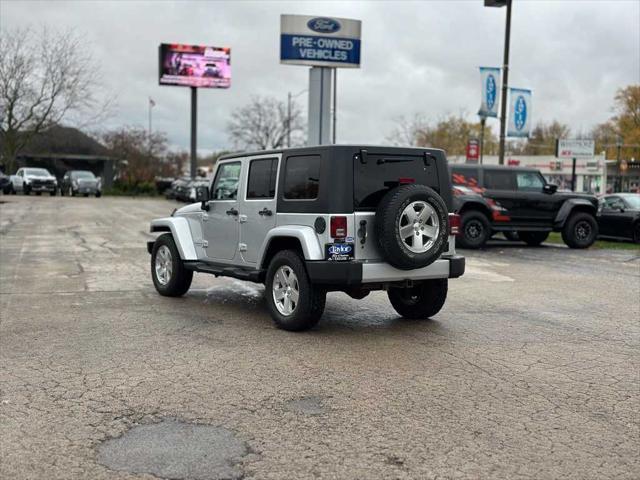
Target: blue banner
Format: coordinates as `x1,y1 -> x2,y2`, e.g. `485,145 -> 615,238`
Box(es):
507,88 -> 532,138
479,67 -> 500,117
280,34 -> 361,67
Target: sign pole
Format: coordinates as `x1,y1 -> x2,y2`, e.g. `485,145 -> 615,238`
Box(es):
479,116 -> 486,164
332,68 -> 337,144
190,86 -> 197,179
571,157 -> 577,192
498,0 -> 512,166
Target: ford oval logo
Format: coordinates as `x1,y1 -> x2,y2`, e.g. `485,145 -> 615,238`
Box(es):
514,95 -> 527,131
307,17 -> 341,34
485,74 -> 496,111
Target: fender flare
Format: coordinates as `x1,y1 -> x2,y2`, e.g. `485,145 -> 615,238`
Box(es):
256,226 -> 323,267
149,217 -> 198,260
554,199 -> 596,228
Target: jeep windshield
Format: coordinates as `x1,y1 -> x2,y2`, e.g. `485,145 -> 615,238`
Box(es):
25,168 -> 51,177
354,151 -> 439,210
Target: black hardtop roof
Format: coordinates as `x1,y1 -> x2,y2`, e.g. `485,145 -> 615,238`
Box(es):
218,145 -> 446,161
452,163 -> 540,173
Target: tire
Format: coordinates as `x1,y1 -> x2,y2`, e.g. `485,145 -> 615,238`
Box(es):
458,210 -> 491,249
84,193 -> 89,197
151,234 -> 193,297
69,187 -> 76,197
50,190 -> 56,196
561,212 -> 598,249
503,231 -> 520,241
24,185 -> 30,195
60,187 -> 65,196
265,250 -> 326,331
96,191 -> 102,198
632,222 -> 640,244
388,279 -> 448,319
517,231 -> 549,246
36,192 -> 42,196
375,184 -> 449,270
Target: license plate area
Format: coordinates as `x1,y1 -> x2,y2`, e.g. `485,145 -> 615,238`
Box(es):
325,243 -> 354,261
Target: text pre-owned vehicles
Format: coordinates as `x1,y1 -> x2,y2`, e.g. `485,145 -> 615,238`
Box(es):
60,170 -> 102,197
10,168 -> 58,195
450,164 -> 599,249
597,193 -> 640,243
147,146 -> 465,331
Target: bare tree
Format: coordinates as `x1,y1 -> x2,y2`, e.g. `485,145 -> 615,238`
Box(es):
0,26 -> 112,172
227,95 -> 304,150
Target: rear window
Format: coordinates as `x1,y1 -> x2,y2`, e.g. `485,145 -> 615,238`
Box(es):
484,170 -> 515,190
247,158 -> 278,199
451,167 -> 480,188
354,152 -> 438,209
284,155 -> 320,200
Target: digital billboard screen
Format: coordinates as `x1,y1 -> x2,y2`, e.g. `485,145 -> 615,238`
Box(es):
159,44 -> 231,88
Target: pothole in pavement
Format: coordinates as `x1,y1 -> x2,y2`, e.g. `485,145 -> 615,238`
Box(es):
97,419 -> 249,480
285,396 -> 327,415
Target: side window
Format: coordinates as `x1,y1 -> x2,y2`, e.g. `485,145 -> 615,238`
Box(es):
283,155 -> 320,200
247,158 -> 278,199
17,170 -> 23,177
211,162 -> 241,200
484,170 -> 515,190
451,167 -> 480,188
603,197 -> 623,210
516,172 -> 544,192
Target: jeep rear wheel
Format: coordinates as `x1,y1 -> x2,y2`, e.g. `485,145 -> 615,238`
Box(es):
151,234 -> 193,296
458,210 -> 491,249
517,231 -> 549,246
388,279 -> 448,319
375,184 -> 448,270
265,250 -> 325,331
562,212 -> 598,249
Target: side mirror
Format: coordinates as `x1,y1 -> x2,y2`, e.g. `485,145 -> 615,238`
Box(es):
543,184 -> 558,194
196,186 -> 209,210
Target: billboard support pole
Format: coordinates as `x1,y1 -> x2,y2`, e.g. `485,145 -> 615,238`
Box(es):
190,87 -> 197,179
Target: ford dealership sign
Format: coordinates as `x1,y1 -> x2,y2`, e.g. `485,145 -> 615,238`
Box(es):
281,14 -> 361,68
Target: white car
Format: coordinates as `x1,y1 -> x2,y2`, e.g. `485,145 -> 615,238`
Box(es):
10,168 -> 58,196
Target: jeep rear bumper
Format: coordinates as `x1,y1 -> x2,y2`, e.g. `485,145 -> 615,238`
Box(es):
305,255 -> 465,286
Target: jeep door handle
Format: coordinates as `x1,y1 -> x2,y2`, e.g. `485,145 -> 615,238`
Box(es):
258,208 -> 273,216
226,208 -> 238,216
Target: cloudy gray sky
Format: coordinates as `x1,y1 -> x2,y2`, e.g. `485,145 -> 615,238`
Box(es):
2,0 -> 639,153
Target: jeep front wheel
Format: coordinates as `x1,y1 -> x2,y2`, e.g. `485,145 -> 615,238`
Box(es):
151,234 -> 193,296
561,212 -> 598,249
265,250 -> 325,331
458,211 -> 491,249
388,279 -> 448,319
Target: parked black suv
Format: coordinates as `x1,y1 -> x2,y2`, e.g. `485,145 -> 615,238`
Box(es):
450,164 -> 598,249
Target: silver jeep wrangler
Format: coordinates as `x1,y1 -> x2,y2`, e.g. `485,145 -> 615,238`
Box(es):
148,146 -> 465,331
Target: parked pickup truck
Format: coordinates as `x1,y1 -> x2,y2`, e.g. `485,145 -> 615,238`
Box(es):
147,146 -> 465,331
450,164 -> 599,249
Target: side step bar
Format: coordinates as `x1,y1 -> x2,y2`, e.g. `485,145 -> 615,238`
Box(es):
183,261 -> 264,283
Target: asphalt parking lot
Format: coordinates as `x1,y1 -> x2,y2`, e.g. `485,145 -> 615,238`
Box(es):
1,195 -> 638,480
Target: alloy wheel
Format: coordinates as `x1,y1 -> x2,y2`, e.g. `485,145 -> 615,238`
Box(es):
398,201 -> 440,253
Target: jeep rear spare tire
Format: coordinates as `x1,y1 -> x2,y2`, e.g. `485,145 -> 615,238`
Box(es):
375,184 -> 448,270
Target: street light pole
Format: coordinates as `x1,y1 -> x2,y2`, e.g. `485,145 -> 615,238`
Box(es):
498,0 -> 512,166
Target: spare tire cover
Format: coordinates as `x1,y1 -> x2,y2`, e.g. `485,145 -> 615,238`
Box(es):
375,184 -> 449,270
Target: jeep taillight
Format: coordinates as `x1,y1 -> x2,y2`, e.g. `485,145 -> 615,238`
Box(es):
330,216 -> 347,238
449,213 -> 461,236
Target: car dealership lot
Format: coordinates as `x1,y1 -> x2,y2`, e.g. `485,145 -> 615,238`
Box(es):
1,196 -> 638,480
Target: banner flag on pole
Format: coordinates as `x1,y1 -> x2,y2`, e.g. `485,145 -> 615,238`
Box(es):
478,67 -> 500,117
507,87 -> 532,138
